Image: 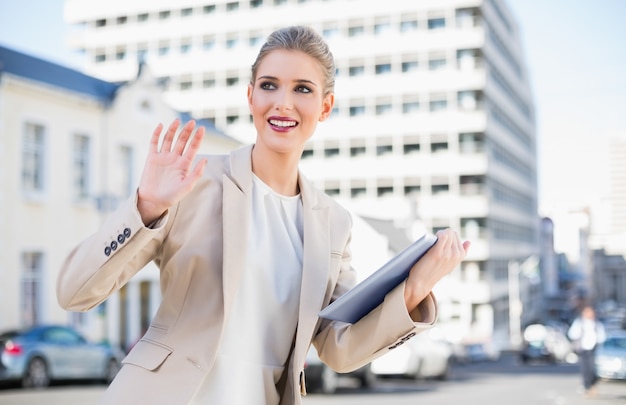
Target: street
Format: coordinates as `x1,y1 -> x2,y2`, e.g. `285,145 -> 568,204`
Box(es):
1,353 -> 624,404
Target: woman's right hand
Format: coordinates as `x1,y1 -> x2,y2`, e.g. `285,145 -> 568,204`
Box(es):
136,119 -> 207,225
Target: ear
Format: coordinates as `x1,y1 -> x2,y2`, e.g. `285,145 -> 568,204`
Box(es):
247,83 -> 254,111
319,92 -> 335,122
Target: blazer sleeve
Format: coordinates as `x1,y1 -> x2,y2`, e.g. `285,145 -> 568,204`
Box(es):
56,192 -> 175,311
312,231 -> 438,374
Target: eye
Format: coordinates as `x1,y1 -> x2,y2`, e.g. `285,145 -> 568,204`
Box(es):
259,81 -> 276,90
295,85 -> 312,94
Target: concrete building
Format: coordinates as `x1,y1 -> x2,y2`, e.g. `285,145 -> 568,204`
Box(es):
0,45 -> 241,345
64,0 -> 540,350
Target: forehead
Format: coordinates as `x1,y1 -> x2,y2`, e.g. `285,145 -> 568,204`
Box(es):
255,49 -> 325,84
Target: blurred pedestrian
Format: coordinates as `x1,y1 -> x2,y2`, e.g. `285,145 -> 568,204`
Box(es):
57,26 -> 469,405
567,305 -> 606,397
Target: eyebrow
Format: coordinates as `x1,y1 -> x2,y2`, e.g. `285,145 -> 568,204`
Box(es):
257,75 -> 318,87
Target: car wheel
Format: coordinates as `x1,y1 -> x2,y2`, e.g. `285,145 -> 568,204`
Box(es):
320,365 -> 338,394
23,357 -> 50,389
104,358 -> 120,384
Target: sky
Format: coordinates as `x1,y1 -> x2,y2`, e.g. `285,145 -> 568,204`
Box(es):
1,0 -> 625,222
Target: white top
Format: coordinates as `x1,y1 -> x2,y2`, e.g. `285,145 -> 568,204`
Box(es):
190,174 -> 304,404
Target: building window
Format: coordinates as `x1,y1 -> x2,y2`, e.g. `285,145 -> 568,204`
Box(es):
349,65 -> 365,76
402,61 -> 418,73
158,42 -> 170,56
158,10 -> 171,19
226,76 -> 239,86
226,34 -> 239,49
21,252 -> 43,327
430,96 -> 448,112
375,103 -> 393,115
251,0 -> 263,8
203,78 -> 216,88
404,185 -> 421,195
375,63 -> 392,75
432,184 -> 449,194
226,2 -> 240,12
402,101 -> 420,114
377,186 -> 394,197
226,115 -> 239,124
376,144 -> 393,156
180,40 -> 192,54
348,25 -> 365,37
203,36 -> 215,51
350,146 -> 366,157
322,27 -> 339,38
428,17 -> 446,29
349,105 -> 366,116
325,188 -> 340,197
351,187 -> 367,198
400,20 -> 418,32
301,149 -> 313,159
374,22 -> 392,35
431,142 -> 449,153
181,7 -> 193,17
429,57 -> 447,70
137,13 -> 148,22
73,134 -> 91,200
324,148 -> 340,158
95,53 -> 106,63
403,143 -> 420,154
22,122 -> 45,194
95,19 -> 106,27
204,5 -> 216,13
116,16 -> 127,25
180,81 -> 193,91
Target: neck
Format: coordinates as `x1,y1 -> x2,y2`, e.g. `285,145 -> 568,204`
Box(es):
251,146 -> 300,196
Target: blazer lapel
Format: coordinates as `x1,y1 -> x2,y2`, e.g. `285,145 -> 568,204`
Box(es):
222,145 -> 254,318
295,174 -> 330,353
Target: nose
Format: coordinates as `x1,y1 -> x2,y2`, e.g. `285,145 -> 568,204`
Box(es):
274,89 -> 293,112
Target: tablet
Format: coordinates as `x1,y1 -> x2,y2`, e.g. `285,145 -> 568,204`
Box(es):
318,233 -> 438,324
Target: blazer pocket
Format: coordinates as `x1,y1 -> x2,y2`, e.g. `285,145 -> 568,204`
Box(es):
122,340 -> 173,371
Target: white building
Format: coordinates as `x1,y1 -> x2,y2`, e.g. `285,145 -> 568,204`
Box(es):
0,45 -> 241,345
64,0 -> 540,350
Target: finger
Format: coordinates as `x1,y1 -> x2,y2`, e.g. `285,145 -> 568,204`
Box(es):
173,120 -> 196,155
183,125 -> 205,161
161,119 -> 181,152
149,123 -> 163,153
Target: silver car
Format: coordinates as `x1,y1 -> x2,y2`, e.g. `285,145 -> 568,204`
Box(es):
0,324 -> 123,388
595,331 -> 626,381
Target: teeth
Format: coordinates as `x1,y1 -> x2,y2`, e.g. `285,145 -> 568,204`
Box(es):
269,119 -> 297,127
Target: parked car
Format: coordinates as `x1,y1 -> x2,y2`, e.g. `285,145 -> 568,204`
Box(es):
304,346 -> 375,394
370,328 -> 453,380
595,331 -> 626,381
519,323 -> 574,364
0,324 -> 124,388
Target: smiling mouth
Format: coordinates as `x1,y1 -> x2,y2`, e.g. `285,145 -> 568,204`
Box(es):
269,119 -> 298,128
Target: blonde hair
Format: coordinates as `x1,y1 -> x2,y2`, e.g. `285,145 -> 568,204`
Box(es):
250,26 -> 336,96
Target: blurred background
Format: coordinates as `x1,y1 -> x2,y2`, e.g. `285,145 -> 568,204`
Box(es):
0,0 -> 625,392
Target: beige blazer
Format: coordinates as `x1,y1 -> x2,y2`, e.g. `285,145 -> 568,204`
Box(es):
57,144 -> 437,405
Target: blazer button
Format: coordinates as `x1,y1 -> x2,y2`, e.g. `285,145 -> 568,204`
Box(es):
123,227 -> 131,238
110,240 -> 118,251
117,234 -> 125,244
104,246 -> 112,256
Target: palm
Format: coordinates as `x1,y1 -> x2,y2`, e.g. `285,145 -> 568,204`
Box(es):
137,119 -> 206,224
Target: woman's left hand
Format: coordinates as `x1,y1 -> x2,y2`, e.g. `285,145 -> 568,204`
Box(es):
404,229 -> 470,312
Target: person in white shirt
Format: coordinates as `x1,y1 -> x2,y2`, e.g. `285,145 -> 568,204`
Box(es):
568,305 -> 606,396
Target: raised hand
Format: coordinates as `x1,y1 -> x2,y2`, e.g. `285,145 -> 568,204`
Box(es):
136,119 -> 207,225
404,229 -> 470,312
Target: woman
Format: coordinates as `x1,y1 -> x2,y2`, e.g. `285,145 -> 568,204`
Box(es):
57,26 -> 470,405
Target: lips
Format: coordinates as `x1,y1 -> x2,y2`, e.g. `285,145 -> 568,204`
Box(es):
268,117 -> 298,130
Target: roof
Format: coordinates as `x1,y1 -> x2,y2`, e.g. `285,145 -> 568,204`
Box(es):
0,45 -> 120,102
